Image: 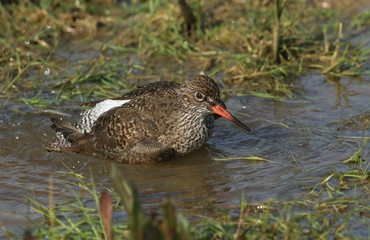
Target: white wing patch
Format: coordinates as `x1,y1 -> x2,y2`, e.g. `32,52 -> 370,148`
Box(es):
76,99 -> 131,133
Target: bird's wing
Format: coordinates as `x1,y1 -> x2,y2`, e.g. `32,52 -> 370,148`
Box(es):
92,106 -> 161,152
76,81 -> 181,133
91,106 -> 177,163
81,81 -> 180,107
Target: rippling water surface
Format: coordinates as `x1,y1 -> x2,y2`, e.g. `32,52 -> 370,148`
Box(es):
0,42 -> 369,236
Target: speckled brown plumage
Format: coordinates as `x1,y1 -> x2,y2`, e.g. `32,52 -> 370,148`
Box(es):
50,75 -> 250,164
80,81 -> 180,107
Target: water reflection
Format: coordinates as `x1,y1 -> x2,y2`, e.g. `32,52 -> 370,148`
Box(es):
0,72 -> 368,234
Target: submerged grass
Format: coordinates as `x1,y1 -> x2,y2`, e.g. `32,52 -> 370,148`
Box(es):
0,0 -> 369,239
20,168 -> 129,239
5,136 -> 368,239
213,155 -> 270,162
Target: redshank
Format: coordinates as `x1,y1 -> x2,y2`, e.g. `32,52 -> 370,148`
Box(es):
50,75 -> 250,164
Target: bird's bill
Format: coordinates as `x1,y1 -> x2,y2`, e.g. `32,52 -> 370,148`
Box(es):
211,104 -> 251,132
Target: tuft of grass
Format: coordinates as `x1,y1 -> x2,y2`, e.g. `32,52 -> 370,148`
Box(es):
196,198 -> 369,239
18,167 -> 128,239
1,0 -> 369,106
111,166 -> 192,240
0,1 -> 369,238
340,132 -> 369,181
9,137 -> 369,239
307,134 -> 369,200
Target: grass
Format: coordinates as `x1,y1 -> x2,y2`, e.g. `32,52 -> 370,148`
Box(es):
1,0 -> 369,106
0,0 -> 369,239
3,136 -> 368,239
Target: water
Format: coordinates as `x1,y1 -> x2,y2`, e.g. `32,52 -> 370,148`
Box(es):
0,67 -> 368,234
1,27 -> 369,236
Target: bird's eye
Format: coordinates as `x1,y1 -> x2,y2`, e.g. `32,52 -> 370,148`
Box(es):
195,92 -> 205,101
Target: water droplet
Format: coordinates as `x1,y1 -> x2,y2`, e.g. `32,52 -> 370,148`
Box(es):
44,68 -> 50,75
24,40 -> 30,45
15,136 -> 19,140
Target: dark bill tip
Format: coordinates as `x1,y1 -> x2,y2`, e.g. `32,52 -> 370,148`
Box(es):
211,104 -> 251,132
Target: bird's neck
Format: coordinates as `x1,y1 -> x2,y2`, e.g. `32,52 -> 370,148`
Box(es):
168,104 -> 215,155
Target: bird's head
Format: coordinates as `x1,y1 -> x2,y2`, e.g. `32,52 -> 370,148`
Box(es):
181,75 -> 251,132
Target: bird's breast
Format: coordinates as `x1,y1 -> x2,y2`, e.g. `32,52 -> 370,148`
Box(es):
163,113 -> 214,155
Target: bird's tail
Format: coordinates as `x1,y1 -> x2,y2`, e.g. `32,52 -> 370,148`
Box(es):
49,118 -> 94,154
